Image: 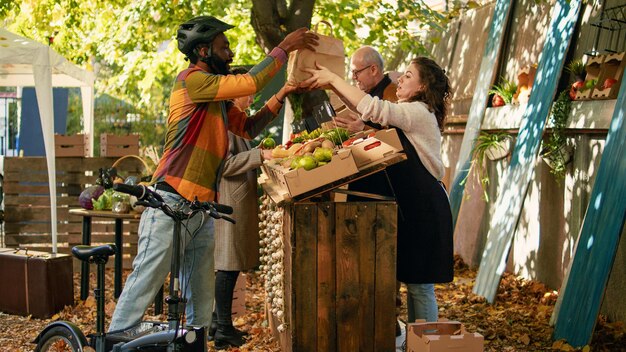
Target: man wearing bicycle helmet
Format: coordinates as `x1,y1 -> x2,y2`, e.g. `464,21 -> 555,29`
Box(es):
109,16 -> 318,343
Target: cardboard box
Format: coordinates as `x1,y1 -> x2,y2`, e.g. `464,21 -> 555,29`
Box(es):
346,128 -> 403,167
406,319 -> 484,352
592,52 -> 625,100
262,148 -> 358,198
100,134 -> 140,157
55,133 -> 90,157
575,56 -> 603,101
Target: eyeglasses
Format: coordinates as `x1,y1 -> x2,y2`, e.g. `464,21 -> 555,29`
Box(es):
351,65 -> 373,78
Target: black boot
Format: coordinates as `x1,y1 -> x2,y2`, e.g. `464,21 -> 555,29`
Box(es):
207,311 -> 218,341
213,325 -> 247,350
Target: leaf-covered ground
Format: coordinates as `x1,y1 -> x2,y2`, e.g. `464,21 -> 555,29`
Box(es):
1,257 -> 624,351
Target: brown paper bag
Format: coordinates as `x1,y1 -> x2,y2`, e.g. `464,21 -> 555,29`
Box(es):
287,21 -> 345,84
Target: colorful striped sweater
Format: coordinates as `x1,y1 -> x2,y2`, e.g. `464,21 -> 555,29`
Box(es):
151,48 -> 286,202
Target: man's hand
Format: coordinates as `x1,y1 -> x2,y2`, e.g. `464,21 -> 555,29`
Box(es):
334,112 -> 365,133
275,82 -> 311,103
278,28 -> 319,53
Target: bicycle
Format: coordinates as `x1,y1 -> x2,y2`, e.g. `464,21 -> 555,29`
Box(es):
33,183 -> 235,352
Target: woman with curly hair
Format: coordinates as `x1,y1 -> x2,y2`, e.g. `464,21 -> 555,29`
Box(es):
304,57 -> 454,324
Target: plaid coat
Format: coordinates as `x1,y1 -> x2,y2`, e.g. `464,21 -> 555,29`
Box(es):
214,132 -> 262,270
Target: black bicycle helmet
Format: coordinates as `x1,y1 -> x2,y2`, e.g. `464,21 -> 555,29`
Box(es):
177,16 -> 234,57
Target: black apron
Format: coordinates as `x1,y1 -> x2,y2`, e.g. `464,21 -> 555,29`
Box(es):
386,128 -> 454,284
346,76 -> 395,201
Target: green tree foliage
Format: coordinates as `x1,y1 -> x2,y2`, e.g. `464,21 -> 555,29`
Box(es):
1,0 -> 451,147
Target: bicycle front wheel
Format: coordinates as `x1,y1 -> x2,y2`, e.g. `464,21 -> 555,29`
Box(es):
35,326 -> 83,352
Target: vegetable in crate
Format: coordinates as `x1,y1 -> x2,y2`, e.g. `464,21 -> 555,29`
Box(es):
321,128 -> 349,145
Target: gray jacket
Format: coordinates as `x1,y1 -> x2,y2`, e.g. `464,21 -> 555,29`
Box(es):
214,132 -> 262,270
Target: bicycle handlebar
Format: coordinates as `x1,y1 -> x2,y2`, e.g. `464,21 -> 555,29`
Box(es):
113,183 -> 235,222
113,183 -> 149,199
190,199 -> 233,215
113,183 -> 164,208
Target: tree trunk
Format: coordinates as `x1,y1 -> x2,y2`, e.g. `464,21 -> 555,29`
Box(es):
251,0 -> 316,52
251,0 -> 330,134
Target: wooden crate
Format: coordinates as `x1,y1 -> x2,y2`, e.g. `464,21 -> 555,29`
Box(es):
100,134 -> 140,157
55,134 -> 89,157
268,201 -> 397,352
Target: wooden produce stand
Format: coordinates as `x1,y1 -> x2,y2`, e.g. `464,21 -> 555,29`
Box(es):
259,144 -> 406,351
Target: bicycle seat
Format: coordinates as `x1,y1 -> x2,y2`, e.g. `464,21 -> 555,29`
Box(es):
72,244 -> 116,262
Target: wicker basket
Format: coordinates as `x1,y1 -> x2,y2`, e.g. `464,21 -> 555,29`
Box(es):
111,155 -> 154,184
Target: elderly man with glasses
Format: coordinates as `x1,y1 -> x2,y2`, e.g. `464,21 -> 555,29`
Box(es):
333,46 -> 398,133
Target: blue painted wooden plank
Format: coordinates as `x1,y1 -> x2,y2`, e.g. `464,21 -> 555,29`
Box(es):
473,0 -> 582,303
449,0 -> 513,226
551,70 -> 626,347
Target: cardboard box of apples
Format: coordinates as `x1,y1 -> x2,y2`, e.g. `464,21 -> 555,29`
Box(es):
260,127 -> 358,198
259,126 -> 403,199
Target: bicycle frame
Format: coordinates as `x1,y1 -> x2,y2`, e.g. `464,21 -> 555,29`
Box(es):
34,184 -> 233,352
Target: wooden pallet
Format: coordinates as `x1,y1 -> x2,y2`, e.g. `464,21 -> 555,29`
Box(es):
473,0 -> 583,303
2,157 -> 141,270
448,0 -> 514,225
551,69 -> 626,347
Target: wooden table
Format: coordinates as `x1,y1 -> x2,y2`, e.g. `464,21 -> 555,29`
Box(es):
69,209 -> 141,300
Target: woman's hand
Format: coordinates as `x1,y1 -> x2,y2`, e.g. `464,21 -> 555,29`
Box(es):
334,112 -> 365,133
278,28 -> 319,53
302,63 -> 338,90
275,82 -> 309,103
261,149 -> 273,160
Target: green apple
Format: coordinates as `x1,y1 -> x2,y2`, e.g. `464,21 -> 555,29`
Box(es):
298,155 -> 318,171
584,79 -> 597,90
313,147 -> 333,163
261,137 -> 276,149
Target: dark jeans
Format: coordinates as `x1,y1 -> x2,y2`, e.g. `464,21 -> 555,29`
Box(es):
214,270 -> 240,327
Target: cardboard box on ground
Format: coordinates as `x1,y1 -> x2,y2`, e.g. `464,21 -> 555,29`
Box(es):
406,319 -> 484,352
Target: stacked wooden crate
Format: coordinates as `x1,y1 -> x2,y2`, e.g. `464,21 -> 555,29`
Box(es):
100,134 -> 140,157
54,134 -> 90,157
267,201 -> 397,352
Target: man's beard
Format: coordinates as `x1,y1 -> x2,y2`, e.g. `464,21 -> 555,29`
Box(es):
209,56 -> 230,75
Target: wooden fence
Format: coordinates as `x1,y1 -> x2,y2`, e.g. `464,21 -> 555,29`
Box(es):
2,157 -> 145,269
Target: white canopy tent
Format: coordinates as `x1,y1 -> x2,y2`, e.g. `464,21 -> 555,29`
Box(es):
0,28 -> 95,253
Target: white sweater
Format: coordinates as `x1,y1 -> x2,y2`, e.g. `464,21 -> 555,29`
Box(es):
356,95 -> 444,180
